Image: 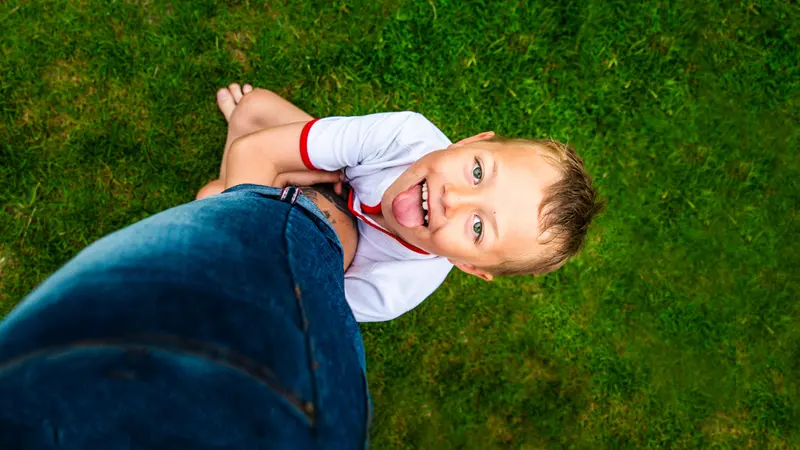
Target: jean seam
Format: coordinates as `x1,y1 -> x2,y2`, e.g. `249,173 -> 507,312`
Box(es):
285,207 -> 371,448
282,206 -> 321,432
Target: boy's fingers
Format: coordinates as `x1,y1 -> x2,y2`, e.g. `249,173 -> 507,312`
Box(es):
276,170 -> 341,187
335,171 -> 345,194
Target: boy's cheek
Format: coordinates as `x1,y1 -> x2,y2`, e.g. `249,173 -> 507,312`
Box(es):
423,235 -> 458,259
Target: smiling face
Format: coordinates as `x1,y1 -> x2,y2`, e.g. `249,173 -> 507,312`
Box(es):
379,133 -> 563,280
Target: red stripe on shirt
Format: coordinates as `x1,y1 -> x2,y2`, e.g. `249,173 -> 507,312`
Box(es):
360,202 -> 382,215
299,118 -> 321,170
347,191 -> 429,255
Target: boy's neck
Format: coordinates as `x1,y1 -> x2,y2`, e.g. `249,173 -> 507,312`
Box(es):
367,212 -> 392,233
366,212 -> 433,256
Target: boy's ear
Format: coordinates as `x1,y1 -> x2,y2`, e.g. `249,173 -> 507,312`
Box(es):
536,229 -> 557,245
449,131 -> 495,149
449,259 -> 494,281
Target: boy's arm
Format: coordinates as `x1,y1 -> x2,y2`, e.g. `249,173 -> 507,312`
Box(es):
224,111 -> 448,189
298,112 -> 448,172
224,122 -> 319,189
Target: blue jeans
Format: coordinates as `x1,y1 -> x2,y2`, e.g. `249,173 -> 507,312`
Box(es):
0,185 -> 369,449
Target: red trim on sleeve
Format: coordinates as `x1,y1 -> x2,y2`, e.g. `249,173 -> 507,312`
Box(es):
299,118 -> 321,170
360,202 -> 382,215
347,191 -> 429,255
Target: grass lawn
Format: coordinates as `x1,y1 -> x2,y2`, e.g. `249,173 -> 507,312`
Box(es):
1,0 -> 798,447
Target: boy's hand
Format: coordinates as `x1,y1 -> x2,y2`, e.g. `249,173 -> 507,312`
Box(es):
273,170 -> 343,189
196,171 -> 342,200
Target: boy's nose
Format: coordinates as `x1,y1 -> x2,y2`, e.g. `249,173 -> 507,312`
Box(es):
442,183 -> 479,217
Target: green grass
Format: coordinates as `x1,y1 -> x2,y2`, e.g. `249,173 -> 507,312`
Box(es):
1,0 -> 798,447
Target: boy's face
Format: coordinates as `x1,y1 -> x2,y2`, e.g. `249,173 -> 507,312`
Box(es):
381,133 -> 562,280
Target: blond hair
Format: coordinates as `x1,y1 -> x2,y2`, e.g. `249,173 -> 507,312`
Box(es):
485,137 -> 604,276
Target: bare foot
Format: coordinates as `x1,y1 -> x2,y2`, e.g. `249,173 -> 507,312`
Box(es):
216,83 -> 254,121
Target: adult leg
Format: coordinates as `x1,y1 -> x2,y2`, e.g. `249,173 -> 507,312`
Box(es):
0,185 -> 368,449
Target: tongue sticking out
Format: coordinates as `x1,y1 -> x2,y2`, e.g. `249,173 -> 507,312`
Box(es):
392,183 -> 424,228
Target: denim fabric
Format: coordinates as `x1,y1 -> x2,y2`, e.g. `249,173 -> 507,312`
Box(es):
0,184 -> 369,449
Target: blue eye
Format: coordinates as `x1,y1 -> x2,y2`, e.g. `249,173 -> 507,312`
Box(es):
472,216 -> 483,240
472,160 -> 483,184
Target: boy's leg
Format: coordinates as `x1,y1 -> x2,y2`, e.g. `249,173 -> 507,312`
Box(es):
205,84 -> 359,270
219,84 -> 314,180
196,179 -> 226,200
197,84 -> 313,196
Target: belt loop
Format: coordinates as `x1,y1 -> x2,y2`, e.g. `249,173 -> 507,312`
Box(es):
280,186 -> 302,204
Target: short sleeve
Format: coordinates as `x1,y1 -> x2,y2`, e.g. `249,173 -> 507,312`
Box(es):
344,257 -> 453,322
300,111 -> 449,172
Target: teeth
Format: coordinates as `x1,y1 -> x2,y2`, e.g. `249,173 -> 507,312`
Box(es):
421,180 -> 429,226
421,180 -> 429,211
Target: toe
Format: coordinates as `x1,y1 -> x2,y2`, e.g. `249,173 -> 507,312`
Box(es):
243,84 -> 253,94
229,83 -> 244,103
216,88 -> 236,121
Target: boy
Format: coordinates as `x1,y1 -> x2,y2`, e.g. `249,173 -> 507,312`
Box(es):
199,83 -> 603,322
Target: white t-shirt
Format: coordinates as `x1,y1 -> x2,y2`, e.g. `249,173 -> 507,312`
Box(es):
299,111 -> 454,322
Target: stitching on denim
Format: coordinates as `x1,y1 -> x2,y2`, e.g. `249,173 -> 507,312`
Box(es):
282,207 -> 320,428
285,207 -> 370,446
